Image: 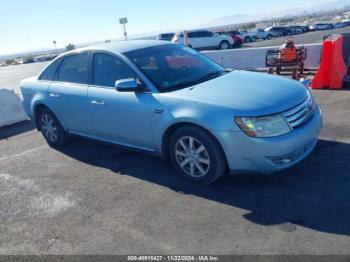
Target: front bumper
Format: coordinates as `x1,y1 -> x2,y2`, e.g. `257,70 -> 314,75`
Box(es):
215,105 -> 322,173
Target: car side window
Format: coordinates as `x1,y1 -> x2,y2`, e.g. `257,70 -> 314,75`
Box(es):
57,53 -> 89,84
188,32 -> 197,38
39,58 -> 62,81
93,53 -> 137,88
202,31 -> 213,37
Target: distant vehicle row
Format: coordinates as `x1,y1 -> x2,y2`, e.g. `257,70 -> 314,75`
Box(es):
157,21 -> 350,51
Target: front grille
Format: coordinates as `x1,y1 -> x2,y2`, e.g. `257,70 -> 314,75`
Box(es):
282,94 -> 316,129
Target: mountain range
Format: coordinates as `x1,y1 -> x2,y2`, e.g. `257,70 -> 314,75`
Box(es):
199,0 -> 350,28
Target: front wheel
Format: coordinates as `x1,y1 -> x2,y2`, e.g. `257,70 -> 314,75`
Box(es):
219,41 -> 230,50
169,126 -> 226,184
37,108 -> 70,147
266,34 -> 272,40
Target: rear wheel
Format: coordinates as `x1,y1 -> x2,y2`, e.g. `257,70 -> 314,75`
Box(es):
219,41 -> 230,50
169,126 -> 226,184
266,34 -> 272,40
37,108 -> 70,147
244,36 -> 252,43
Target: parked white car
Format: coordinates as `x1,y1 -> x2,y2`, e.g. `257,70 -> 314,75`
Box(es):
172,30 -> 234,50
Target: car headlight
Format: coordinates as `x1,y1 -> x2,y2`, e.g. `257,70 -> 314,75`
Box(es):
235,114 -> 291,138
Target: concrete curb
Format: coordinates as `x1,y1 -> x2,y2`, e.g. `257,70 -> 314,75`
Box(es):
0,89 -> 27,128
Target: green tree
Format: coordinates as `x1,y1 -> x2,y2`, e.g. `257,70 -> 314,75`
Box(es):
65,43 -> 76,51
240,23 -> 256,30
5,59 -> 15,65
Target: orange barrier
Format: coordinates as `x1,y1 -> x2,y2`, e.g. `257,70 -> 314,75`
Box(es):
311,35 -> 347,89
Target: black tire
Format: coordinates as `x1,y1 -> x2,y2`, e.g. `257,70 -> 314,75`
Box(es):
266,34 -> 272,40
276,67 -> 281,75
244,36 -> 252,43
169,126 -> 226,184
219,40 -> 230,50
37,107 -> 70,147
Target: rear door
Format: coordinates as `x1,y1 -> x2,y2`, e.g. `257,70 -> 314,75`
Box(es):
48,52 -> 92,133
201,31 -> 217,48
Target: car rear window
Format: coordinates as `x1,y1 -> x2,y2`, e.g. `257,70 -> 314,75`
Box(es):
39,58 -> 62,81
160,33 -> 174,39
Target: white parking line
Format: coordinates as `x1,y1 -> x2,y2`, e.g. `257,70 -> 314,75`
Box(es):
0,145 -> 47,162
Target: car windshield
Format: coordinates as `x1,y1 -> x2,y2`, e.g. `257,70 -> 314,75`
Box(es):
124,44 -> 226,92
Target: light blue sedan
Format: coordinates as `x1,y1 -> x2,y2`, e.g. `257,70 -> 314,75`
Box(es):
21,41 -> 322,184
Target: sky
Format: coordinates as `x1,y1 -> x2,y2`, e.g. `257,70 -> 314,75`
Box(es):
0,0 -> 336,55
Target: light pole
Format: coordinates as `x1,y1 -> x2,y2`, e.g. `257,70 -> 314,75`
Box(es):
119,17 -> 128,40
53,40 -> 57,53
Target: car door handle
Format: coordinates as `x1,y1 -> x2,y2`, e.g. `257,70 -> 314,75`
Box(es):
49,93 -> 60,98
91,100 -> 105,106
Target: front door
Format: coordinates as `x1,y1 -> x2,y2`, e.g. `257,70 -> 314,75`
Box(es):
88,52 -> 155,150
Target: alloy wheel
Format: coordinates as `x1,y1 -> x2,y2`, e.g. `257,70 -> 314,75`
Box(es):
41,114 -> 58,143
220,41 -> 229,49
175,136 -> 210,178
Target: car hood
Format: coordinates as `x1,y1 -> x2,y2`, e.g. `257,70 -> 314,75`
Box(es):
171,71 -> 308,116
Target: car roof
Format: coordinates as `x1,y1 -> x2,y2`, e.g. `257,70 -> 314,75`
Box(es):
175,29 -> 211,33
78,40 -> 175,54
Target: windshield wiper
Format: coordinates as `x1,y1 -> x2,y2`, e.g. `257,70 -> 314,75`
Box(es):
197,70 -> 229,81
163,70 -> 228,91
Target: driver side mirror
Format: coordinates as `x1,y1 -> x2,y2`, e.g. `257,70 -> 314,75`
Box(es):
115,78 -> 143,92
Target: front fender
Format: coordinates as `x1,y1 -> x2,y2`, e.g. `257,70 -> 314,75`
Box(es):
152,104 -> 239,155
